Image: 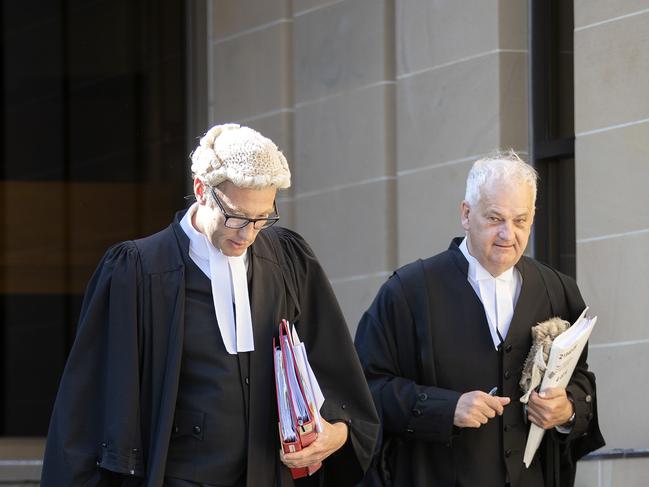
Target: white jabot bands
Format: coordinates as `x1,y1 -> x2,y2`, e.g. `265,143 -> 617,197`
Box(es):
180,204 -> 254,354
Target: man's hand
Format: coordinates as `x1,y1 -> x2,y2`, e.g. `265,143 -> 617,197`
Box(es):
280,419 -> 349,469
527,387 -> 573,430
454,391 -> 510,428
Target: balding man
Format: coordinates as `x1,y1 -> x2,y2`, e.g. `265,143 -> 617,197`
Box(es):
355,152 -> 604,487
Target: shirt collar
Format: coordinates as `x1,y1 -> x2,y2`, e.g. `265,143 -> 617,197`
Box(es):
459,237 -> 515,282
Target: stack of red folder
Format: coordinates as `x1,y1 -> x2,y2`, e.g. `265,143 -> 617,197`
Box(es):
273,319 -> 322,479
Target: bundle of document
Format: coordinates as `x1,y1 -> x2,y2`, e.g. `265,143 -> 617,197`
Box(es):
521,307 -> 598,467
273,319 -> 325,478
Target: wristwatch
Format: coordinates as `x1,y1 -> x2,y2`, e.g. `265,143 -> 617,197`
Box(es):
564,397 -> 576,426
566,411 -> 576,425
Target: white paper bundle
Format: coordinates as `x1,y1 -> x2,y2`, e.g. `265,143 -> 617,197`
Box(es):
522,307 -> 597,467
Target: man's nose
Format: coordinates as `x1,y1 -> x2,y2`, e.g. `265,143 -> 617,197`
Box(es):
238,223 -> 256,240
499,221 -> 514,240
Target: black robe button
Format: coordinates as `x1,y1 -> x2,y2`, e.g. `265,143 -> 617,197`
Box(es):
418,393 -> 428,401
411,408 -> 421,417
101,442 -> 107,448
585,394 -> 592,403
504,370 -> 511,379
193,425 -> 201,434
406,428 -> 414,434
245,377 -> 250,385
503,424 -> 509,432
341,404 -> 347,409
505,449 -> 512,458
505,344 -> 512,353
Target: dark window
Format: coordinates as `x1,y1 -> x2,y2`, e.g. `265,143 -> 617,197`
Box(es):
529,0 -> 576,278
1,0 -> 187,435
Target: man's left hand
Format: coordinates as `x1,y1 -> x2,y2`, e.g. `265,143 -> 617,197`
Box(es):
280,418 -> 349,469
527,387 -> 574,430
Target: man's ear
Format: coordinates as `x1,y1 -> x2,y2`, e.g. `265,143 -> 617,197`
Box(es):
194,178 -> 207,205
461,201 -> 471,230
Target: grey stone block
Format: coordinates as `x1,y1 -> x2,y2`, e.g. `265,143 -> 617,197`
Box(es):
575,123 -> 649,240
294,0 -> 389,103
587,342 -> 649,449
397,52 -> 504,174
575,0 -> 649,30
577,231 -> 649,345
575,11 -> 649,133
294,178 -> 395,280
397,160 -> 471,265
294,83 -> 394,194
212,22 -> 291,121
211,0 -> 289,40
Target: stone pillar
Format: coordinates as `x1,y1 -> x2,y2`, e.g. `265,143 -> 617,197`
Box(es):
395,0 -> 528,263
292,0 -> 396,333
573,1 -> 649,484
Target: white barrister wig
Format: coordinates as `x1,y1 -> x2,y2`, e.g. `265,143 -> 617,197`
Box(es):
191,123 -> 291,189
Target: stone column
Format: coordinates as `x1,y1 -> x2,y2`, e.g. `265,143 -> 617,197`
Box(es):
573,1 -> 649,484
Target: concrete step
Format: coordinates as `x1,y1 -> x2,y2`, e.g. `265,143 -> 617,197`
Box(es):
0,438 -> 43,486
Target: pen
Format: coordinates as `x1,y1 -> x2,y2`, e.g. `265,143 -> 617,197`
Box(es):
488,386 -> 498,396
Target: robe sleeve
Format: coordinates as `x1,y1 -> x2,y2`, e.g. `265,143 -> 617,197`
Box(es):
41,242 -> 145,486
273,228 -> 380,486
552,272 -> 605,455
355,275 -> 461,444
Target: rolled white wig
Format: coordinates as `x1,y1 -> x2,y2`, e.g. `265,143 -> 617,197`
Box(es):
190,123 -> 291,190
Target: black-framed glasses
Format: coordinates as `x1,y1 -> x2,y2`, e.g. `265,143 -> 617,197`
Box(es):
209,187 -> 280,230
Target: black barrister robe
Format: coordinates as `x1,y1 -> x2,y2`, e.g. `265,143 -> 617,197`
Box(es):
41,213 -> 379,487
355,239 -> 604,487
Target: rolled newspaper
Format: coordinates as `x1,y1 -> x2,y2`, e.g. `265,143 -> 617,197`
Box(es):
520,307 -> 597,467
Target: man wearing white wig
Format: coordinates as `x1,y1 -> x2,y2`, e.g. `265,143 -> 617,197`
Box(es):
42,124 -> 379,487
355,151 -> 604,487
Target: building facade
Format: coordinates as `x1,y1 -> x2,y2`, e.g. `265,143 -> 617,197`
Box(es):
1,0 -> 648,484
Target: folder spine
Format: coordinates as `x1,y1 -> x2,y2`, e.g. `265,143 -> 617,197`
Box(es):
273,320 -> 323,479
